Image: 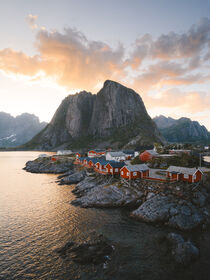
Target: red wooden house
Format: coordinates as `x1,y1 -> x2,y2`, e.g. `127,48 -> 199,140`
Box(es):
140,150 -> 158,162
87,158 -> 101,168
120,164 -> 149,180
88,149 -> 106,158
106,161 -> 125,175
166,166 -> 203,183
94,160 -> 109,174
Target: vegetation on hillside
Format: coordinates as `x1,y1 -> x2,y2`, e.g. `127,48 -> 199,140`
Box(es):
148,153 -> 200,169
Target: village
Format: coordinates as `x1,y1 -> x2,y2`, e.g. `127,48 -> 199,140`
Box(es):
70,148 -> 206,184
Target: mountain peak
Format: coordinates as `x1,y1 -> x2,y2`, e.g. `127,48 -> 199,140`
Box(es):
25,80 -> 164,150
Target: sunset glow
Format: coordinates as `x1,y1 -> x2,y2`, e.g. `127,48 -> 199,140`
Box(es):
0,0 -> 210,128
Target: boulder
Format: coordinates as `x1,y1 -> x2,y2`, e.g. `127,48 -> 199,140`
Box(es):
72,181 -> 144,208
131,194 -> 174,223
167,233 -> 199,266
168,211 -> 204,231
59,171 -> 86,185
56,233 -> 113,265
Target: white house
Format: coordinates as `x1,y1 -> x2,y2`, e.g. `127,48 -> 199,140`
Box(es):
57,150 -> 72,155
106,151 -> 126,162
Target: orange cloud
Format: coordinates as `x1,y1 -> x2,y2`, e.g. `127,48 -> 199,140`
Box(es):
0,20 -> 210,121
0,28 -> 125,92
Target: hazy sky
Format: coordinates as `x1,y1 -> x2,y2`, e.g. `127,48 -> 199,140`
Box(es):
0,0 -> 210,129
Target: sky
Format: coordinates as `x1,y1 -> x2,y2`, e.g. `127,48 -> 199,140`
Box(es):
0,0 -> 210,129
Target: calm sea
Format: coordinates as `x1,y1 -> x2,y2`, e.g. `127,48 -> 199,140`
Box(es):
0,152 -> 209,280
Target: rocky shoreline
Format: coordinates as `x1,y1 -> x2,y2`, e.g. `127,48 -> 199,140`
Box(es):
24,157 -> 210,267
24,157 -> 210,232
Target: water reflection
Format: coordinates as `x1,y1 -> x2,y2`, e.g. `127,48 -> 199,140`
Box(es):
0,152 -> 209,280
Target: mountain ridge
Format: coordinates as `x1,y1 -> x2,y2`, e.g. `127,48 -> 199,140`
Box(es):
154,115 -> 210,143
0,112 -> 47,147
24,80 -> 164,150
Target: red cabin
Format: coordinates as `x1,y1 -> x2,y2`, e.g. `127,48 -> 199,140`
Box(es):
106,162 -> 125,175
88,149 -> 106,158
120,164 -> 149,180
140,150 -> 158,162
166,166 -> 203,183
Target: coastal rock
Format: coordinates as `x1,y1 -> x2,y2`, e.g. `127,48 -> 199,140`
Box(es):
192,191 -> 207,207
72,176 -> 99,196
57,170 -> 75,179
131,193 -> 205,230
167,233 -> 199,266
24,157 -> 73,174
59,171 -> 86,185
56,233 -> 113,265
168,211 -> 204,231
131,195 -> 174,223
71,179 -> 144,208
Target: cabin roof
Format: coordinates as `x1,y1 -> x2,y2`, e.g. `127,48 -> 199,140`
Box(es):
95,159 -> 112,165
107,151 -> 126,157
106,161 -> 126,168
90,157 -> 104,163
89,149 -> 106,153
123,150 -> 135,155
123,164 -> 149,172
167,166 -> 203,175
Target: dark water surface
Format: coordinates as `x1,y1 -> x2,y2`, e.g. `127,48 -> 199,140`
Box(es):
0,152 -> 209,280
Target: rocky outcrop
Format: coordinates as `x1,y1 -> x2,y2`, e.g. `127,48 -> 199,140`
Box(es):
24,156 -> 74,174
166,233 -> 199,266
131,194 -> 205,230
132,195 -> 174,223
154,115 -> 210,143
56,232 -> 113,265
59,171 -> 86,185
71,176 -> 143,208
24,80 -> 164,150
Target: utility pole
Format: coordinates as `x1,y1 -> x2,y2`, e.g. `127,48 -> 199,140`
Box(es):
199,153 -> 202,167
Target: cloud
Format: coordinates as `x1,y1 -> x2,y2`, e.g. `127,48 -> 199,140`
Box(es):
26,14 -> 38,30
0,18 -> 210,122
0,27 -> 125,91
129,17 -> 210,68
142,88 -> 210,114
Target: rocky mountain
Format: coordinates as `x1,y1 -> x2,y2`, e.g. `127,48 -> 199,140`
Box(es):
25,80 -> 164,150
0,112 -> 47,147
153,115 -> 176,129
154,115 -> 210,143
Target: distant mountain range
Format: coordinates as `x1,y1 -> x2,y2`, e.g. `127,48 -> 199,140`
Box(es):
0,112 -> 47,147
153,115 -> 210,144
24,80 -> 164,150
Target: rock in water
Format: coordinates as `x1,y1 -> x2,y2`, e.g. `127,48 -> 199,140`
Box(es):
24,80 -> 164,150
56,234 -> 113,265
167,233 -> 199,266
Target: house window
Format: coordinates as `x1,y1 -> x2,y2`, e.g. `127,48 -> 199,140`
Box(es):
133,172 -> 137,176
184,173 -> 188,179
115,168 -> 118,172
121,171 -> 124,175
127,172 -> 129,176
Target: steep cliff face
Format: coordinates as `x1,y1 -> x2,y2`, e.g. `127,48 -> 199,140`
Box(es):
25,80 -> 164,150
89,80 -> 148,136
154,116 -> 210,143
